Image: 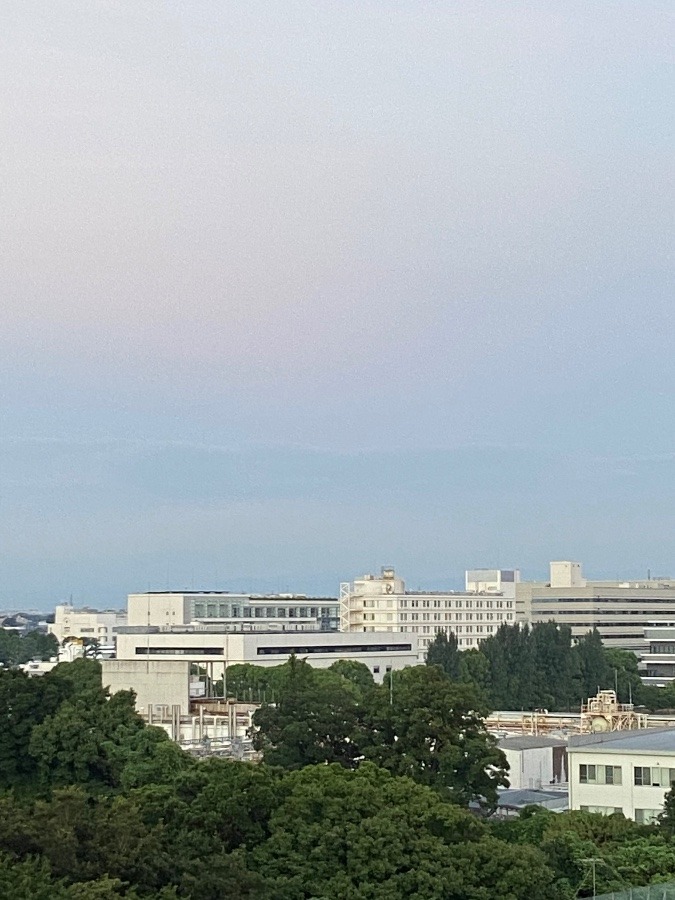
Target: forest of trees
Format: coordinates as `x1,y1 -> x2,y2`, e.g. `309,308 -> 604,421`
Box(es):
2,656 -> 675,897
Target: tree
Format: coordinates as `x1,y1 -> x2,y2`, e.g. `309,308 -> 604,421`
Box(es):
251,656 -> 363,769
328,659 -> 375,696
361,665 -> 508,806
426,630 -> 461,679
28,688 -> 146,789
573,629 -> 611,704
252,763 -> 557,900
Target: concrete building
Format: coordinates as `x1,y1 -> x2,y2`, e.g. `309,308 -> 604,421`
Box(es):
517,562 -> 675,652
114,627 -> 419,683
127,591 -> 339,632
568,727 -> 675,823
640,623 -> 675,686
102,659 -> 191,714
498,735 -> 568,790
340,567 -> 515,658
48,604 -> 127,649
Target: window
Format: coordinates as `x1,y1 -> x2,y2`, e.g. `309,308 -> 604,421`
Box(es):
635,767 -> 675,787
604,766 -> 622,785
580,806 -> 623,815
580,764 -> 597,784
257,642 -> 413,656
373,666 -> 380,674
580,765 -> 621,786
635,809 -> 661,825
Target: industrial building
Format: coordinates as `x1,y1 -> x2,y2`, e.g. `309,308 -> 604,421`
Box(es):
568,727 -> 675,823
516,562 -> 675,652
127,591 -> 339,632
340,567 -> 516,657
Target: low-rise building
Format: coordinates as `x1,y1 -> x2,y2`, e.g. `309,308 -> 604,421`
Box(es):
568,728 -> 675,823
48,604 -> 127,649
340,567 -> 515,658
127,591 -> 339,632
115,626 -> 419,683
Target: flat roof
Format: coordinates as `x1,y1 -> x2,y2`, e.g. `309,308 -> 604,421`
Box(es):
569,727 -> 675,753
499,735 -> 567,750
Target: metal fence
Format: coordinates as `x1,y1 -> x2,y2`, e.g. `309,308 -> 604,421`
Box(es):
595,885 -> 675,899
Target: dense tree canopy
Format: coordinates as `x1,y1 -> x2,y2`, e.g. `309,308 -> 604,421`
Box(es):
426,622 -> 668,712
1,650 -> 675,897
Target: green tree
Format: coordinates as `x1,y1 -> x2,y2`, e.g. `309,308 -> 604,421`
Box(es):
28,688 -> 146,789
253,763 -> 557,900
426,630 -> 461,679
251,656 -> 363,769
573,629 -> 611,704
361,665 -> 508,806
328,659 -> 375,696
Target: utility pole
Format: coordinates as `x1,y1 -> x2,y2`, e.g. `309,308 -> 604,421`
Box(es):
579,858 -> 603,898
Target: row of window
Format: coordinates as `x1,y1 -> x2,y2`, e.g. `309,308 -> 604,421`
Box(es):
397,599 -> 512,610
400,612 -> 507,622
193,605 -> 337,619
580,764 -> 675,788
579,765 -> 622,785
578,807 -> 661,824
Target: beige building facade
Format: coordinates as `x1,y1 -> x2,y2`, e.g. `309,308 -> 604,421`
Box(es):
517,562 -> 675,652
340,567 -> 515,659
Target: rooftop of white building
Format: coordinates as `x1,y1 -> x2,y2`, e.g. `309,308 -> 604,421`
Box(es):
569,727 -> 675,753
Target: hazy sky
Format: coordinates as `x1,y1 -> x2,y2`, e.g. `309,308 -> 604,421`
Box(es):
1,1 -> 673,608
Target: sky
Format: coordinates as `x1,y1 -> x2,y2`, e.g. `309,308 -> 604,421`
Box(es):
1,1 -> 673,609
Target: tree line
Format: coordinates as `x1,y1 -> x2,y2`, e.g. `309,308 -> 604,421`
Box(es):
3,656 -> 675,897
426,621 -> 669,711
0,628 -> 58,668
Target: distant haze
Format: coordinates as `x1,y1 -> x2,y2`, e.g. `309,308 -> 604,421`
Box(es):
1,2 -> 673,609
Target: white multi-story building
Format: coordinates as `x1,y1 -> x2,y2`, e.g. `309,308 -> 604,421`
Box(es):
568,728 -> 675,823
340,567 -> 516,658
49,604 -> 127,649
127,592 -> 339,632
517,562 -> 675,652
114,627 -> 419,683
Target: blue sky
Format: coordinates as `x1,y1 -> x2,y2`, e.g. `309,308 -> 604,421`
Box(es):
1,2 -> 673,608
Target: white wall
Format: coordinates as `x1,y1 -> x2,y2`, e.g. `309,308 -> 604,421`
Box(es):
102,659 -> 190,714
503,746 -> 555,790
569,748 -> 675,822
